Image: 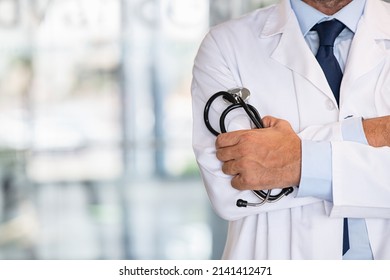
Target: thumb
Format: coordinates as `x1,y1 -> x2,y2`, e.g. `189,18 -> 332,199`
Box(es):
261,115 -> 279,128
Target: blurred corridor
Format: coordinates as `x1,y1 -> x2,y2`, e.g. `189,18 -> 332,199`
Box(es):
0,0 -> 276,259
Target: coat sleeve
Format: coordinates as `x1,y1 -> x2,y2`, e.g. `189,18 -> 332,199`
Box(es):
192,31 -> 320,221
330,139 -> 390,218
297,53 -> 390,219
297,123 -> 390,219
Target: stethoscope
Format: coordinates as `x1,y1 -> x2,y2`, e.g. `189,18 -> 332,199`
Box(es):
203,87 -> 294,207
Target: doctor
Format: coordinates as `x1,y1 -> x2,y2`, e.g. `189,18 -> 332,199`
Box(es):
191,0 -> 390,259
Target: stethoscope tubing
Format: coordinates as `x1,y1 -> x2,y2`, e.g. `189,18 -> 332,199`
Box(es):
203,89 -> 294,207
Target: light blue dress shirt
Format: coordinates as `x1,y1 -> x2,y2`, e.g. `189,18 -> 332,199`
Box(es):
290,0 -> 373,260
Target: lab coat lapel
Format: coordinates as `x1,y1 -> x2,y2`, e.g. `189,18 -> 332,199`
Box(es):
341,4 -> 389,104
262,1 -> 336,103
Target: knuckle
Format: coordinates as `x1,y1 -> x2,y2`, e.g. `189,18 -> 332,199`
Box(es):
215,150 -> 223,161
239,173 -> 257,189
243,176 -> 256,188
238,145 -> 251,157
231,177 -> 240,189
238,134 -> 257,151
240,159 -> 252,170
262,115 -> 271,122
221,162 -> 230,174
239,132 -> 253,143
232,175 -> 248,190
215,136 -> 223,148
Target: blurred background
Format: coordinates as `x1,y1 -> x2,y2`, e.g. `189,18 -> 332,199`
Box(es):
0,0 -> 277,260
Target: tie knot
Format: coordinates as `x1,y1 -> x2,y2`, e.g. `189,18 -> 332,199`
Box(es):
312,19 -> 346,47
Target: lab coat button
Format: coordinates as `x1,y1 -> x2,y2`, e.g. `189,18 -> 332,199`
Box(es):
326,100 -> 335,111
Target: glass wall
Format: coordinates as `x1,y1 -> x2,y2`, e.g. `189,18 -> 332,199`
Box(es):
0,0 -> 274,260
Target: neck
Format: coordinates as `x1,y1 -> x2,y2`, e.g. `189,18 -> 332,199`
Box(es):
302,0 -> 353,15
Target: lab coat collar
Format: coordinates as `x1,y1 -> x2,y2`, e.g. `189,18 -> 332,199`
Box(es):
261,0 -> 336,103
260,0 -> 292,38
290,0 -> 366,36
341,1 -> 390,104
363,0 -> 390,39
260,0 -> 390,39
259,0 -> 390,107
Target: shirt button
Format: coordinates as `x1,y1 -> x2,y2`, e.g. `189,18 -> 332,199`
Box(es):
326,100 -> 336,111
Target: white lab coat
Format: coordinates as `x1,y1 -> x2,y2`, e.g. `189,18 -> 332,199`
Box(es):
191,0 -> 390,259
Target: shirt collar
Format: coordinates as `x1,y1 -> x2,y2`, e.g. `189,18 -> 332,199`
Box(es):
290,0 -> 367,36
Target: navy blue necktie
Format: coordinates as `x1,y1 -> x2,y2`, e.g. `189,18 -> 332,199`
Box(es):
312,19 -> 345,105
312,20 -> 349,255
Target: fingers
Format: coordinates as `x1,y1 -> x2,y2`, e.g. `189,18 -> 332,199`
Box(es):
216,131 -> 258,161
214,116 -> 301,190
221,159 -> 265,190
230,170 -> 265,191
231,174 -> 244,190
216,116 -> 285,149
262,115 -> 289,128
221,162 -> 254,190
231,174 -> 256,190
215,130 -> 248,149
221,159 -> 237,176
216,147 -> 236,162
261,115 -> 277,128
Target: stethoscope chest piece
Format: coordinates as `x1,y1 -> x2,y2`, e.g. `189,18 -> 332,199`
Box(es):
225,87 -> 251,103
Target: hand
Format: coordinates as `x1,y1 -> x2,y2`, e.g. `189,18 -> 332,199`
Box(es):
215,116 -> 301,190
363,116 -> 390,147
